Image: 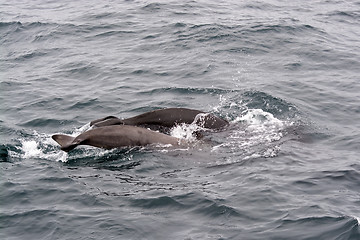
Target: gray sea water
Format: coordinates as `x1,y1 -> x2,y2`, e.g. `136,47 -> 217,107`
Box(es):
1,0 -> 360,239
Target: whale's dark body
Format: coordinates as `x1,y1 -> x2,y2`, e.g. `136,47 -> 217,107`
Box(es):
52,125 -> 180,152
90,108 -> 229,131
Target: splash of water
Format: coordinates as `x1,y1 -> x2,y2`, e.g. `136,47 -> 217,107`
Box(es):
22,140 -> 42,158
354,216 -> 360,226
170,123 -> 201,142
19,124 -> 91,162
212,109 -> 292,161
233,108 -> 284,127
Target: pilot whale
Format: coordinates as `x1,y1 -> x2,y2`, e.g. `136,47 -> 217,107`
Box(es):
90,108 -> 229,131
52,125 -> 181,152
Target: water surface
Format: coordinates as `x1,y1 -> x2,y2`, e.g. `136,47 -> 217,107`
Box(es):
1,0 -> 360,239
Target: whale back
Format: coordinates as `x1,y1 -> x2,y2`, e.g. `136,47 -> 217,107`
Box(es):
122,108 -> 203,127
123,108 -> 229,130
89,108 -> 229,134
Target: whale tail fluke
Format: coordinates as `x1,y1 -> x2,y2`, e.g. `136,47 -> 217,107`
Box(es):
52,134 -> 78,152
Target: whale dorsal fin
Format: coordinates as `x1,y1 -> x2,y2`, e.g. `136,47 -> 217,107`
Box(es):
92,118 -> 124,127
90,116 -> 120,127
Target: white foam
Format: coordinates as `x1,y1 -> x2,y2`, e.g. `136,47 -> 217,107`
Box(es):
18,124 -> 92,162
212,109 -> 290,161
20,137 -> 68,162
22,140 -> 42,158
170,123 -> 202,142
47,151 -> 68,162
354,216 -> 360,225
233,109 -> 284,127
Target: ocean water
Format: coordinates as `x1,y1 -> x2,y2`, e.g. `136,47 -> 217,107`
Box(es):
1,0 -> 360,239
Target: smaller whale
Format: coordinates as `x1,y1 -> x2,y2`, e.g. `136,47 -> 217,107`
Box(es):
52,125 -> 181,152
90,108 -> 229,131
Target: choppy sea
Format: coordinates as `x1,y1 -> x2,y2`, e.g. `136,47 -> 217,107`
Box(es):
1,0 -> 360,239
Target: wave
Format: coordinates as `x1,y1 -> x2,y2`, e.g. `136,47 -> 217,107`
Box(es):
272,215 -> 360,239
174,22 -> 322,45
131,192 -> 243,218
137,86 -> 230,96
297,169 -> 360,192
1,16 -> 324,51
20,118 -> 75,128
0,144 -> 11,162
320,10 -> 360,24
